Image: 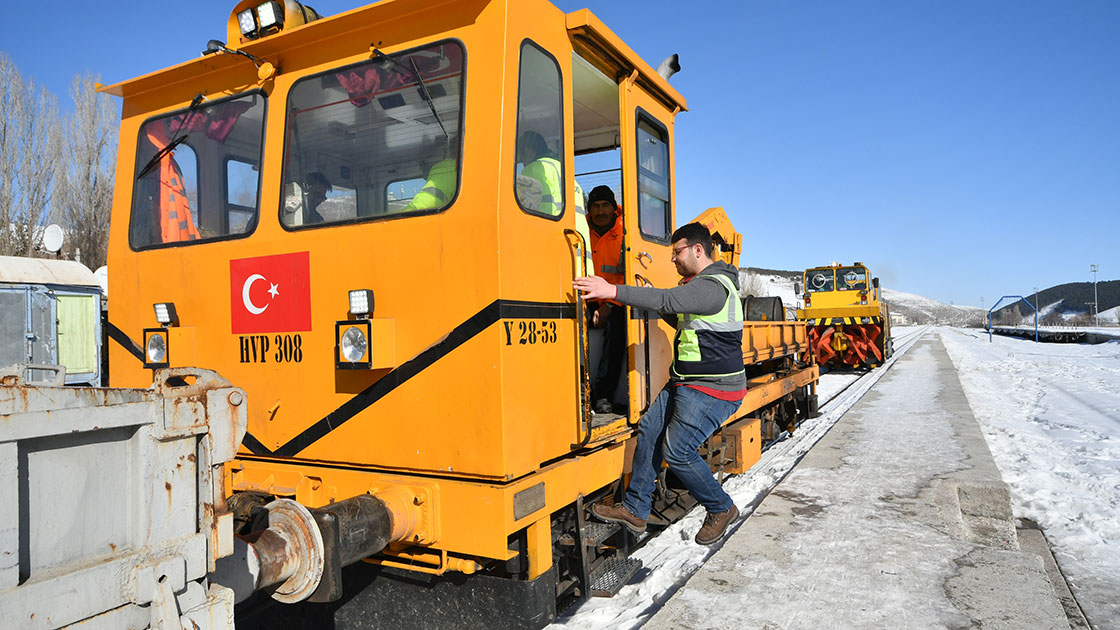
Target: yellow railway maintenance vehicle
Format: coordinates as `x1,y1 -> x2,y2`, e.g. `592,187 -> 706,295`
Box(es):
795,262 -> 893,369
100,0 -> 818,626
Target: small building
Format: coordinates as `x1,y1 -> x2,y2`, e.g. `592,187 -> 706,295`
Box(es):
0,255 -> 103,385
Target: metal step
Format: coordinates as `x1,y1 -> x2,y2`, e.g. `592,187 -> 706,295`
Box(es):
590,412 -> 624,428
589,556 -> 642,598
582,521 -> 620,547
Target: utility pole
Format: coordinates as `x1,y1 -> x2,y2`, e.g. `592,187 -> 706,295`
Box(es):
1091,264 -> 1099,327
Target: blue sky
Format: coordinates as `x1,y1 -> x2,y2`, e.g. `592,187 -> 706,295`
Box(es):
2,0 -> 1116,306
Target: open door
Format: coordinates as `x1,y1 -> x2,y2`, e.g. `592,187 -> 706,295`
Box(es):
618,78 -> 678,417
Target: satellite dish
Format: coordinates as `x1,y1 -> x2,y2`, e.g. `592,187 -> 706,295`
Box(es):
42,224 -> 64,253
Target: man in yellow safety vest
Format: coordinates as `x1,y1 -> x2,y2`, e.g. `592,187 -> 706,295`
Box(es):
573,222 -> 747,545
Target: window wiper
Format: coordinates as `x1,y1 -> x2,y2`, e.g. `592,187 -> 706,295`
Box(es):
373,48 -> 449,140
137,93 -> 205,180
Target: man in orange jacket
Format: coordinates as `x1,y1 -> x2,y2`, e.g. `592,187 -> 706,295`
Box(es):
588,185 -> 626,414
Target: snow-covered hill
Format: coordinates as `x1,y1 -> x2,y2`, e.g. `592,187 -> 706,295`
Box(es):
738,268 -> 986,326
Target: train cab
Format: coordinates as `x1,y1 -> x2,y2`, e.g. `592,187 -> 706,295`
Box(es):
796,262 -> 892,368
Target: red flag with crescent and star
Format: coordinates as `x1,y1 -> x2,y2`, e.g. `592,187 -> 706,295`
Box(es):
229,252 -> 313,334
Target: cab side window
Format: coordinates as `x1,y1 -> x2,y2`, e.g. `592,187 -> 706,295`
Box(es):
636,115 -> 671,241
514,41 -> 565,218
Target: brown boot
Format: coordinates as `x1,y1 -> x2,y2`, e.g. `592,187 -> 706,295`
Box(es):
694,504 -> 739,545
591,500 -> 647,534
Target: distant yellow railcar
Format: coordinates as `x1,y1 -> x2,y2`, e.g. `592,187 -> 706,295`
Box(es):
100,0 -> 818,625
795,263 -> 893,368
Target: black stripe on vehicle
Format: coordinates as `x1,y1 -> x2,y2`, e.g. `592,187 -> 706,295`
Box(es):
247,299 -> 575,458
241,432 -> 271,455
107,321 -> 145,362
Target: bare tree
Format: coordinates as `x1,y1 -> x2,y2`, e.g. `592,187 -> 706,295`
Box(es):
0,54 -> 61,257
55,74 -> 118,270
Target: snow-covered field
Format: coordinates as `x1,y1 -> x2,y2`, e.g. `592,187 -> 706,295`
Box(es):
553,326 -> 1119,629
939,328 -> 1120,628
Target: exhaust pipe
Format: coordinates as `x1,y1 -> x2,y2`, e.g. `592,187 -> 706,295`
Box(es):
656,54 -> 681,81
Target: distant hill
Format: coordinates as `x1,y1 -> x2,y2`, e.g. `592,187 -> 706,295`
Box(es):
994,280 -> 1120,325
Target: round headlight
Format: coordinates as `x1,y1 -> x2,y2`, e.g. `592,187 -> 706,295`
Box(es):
146,333 -> 167,363
340,326 -> 368,363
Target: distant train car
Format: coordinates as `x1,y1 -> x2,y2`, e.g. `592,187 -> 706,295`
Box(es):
795,262 -> 892,368
98,0 -> 818,626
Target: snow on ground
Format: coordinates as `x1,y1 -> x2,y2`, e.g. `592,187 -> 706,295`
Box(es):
551,327 -> 927,629
938,328 -> 1120,628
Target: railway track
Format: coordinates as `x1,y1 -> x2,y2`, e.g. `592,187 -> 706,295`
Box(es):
816,326 -> 929,409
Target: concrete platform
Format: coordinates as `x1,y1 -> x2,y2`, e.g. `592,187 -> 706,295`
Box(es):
645,335 -> 1080,630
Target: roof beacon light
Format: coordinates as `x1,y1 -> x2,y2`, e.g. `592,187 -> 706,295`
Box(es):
154,302 -> 179,326
349,290 -> 374,318
257,2 -> 284,31
237,8 -> 258,37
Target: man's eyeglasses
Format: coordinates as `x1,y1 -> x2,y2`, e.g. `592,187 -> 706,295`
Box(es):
671,243 -> 695,259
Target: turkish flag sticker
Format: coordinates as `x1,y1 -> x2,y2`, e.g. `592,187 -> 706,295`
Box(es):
230,252 -> 313,334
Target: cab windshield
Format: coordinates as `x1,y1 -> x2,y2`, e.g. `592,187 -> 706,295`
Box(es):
130,92 -> 266,249
837,267 -> 868,291
805,269 -> 835,293
280,40 -> 465,227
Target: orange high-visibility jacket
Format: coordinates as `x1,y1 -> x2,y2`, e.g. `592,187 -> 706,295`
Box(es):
590,211 -> 625,285
145,126 -> 202,243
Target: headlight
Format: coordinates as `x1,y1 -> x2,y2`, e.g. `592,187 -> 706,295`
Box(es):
237,9 -> 258,37
257,1 -> 284,30
145,330 -> 168,367
340,326 -> 368,363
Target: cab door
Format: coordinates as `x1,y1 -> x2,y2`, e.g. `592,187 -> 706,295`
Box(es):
617,79 -> 679,416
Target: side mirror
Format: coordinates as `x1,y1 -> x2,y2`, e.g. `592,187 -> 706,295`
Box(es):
793,282 -> 801,295
872,277 -> 880,288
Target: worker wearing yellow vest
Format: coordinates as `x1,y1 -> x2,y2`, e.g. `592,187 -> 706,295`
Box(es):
573,222 -> 746,545
515,131 -> 563,215
515,131 -> 593,275
587,185 -> 626,414
405,158 -> 457,212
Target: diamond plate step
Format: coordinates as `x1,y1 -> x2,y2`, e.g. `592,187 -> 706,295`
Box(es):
589,556 -> 642,598
582,522 -> 620,547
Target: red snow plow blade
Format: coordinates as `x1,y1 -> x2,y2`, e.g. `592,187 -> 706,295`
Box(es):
808,322 -> 884,368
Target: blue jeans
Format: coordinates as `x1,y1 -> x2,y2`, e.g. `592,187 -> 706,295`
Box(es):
622,384 -> 740,519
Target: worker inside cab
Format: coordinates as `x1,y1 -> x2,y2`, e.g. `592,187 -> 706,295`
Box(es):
515,130 -> 563,215
282,171 -> 332,225
587,185 -> 627,415
404,136 -> 458,212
